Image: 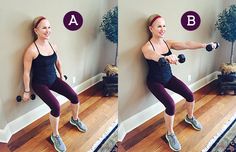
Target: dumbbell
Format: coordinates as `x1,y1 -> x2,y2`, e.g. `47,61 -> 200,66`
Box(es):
159,54 -> 186,66
178,54 -> 185,63
206,42 -> 220,52
16,94 -> 36,102
16,75 -> 67,102
64,75 -> 68,80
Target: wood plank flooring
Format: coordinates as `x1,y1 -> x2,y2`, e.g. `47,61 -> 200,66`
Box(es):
118,81 -> 236,152
1,80 -> 235,152
0,82 -> 118,152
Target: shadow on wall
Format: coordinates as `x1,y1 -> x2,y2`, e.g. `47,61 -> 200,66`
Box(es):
8,16 -> 33,91
2,16 -> 43,123
0,97 -> 7,129
119,13 -> 160,120
12,19 -> 34,94
119,45 -> 151,120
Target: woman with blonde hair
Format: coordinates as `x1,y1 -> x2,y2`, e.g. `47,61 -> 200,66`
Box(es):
141,14 -> 214,151
23,16 -> 87,152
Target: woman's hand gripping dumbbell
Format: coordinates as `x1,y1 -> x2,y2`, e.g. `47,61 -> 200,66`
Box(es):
16,75 -> 68,102
16,93 -> 36,102
61,75 -> 68,81
206,42 -> 220,52
158,54 -> 186,66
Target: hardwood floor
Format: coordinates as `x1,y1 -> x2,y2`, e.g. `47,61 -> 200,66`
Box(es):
0,82 -> 118,152
118,81 -> 236,152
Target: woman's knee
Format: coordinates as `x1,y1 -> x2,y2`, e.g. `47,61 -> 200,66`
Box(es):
165,103 -> 175,116
186,91 -> 194,102
51,104 -> 61,117
70,93 -> 79,104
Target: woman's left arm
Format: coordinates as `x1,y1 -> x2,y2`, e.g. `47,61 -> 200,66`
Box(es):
56,57 -> 63,79
166,40 -> 207,50
54,44 -> 64,79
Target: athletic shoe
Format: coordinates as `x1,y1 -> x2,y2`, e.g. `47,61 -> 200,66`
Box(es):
70,117 -> 88,132
165,133 -> 181,151
50,134 -> 66,152
185,115 -> 202,131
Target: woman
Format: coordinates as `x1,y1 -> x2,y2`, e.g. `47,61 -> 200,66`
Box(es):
141,14 -> 209,151
23,16 -> 87,152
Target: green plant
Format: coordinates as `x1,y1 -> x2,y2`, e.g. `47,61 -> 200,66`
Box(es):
216,4 -> 236,64
100,6 -> 118,66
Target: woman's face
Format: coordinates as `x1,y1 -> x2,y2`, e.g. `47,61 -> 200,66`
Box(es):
149,17 -> 166,38
34,19 -> 51,40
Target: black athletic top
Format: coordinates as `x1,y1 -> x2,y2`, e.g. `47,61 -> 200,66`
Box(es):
32,42 -> 57,85
146,40 -> 173,85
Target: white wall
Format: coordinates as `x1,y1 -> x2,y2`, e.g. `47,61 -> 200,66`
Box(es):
0,0 -> 117,131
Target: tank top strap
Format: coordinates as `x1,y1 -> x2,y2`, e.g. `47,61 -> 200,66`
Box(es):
149,40 -> 155,51
34,42 -> 41,54
163,40 -> 172,55
163,40 -> 170,50
48,42 -> 55,52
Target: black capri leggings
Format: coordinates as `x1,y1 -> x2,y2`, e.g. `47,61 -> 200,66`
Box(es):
147,76 -> 194,116
32,77 -> 79,117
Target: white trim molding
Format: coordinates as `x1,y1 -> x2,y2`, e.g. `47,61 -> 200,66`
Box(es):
0,73 -> 104,143
118,71 -> 219,142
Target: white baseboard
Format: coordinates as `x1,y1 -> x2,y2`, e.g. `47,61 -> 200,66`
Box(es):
0,73 -> 104,143
118,71 -> 219,142
118,122 -> 126,142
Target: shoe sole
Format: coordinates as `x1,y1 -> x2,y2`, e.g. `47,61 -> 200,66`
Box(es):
69,119 -> 87,133
50,135 -> 66,152
184,118 -> 201,131
165,134 -> 181,152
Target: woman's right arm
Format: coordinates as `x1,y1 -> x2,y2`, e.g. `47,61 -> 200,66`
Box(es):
142,44 -> 163,62
142,43 -> 178,64
23,47 -> 34,101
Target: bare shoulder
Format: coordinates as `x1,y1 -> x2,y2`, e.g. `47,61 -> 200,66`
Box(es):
165,39 -> 175,48
142,41 -> 152,53
25,43 -> 38,58
142,41 -> 157,60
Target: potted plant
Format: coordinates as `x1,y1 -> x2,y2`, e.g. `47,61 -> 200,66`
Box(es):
100,6 -> 118,96
100,6 -> 118,67
216,4 -> 236,81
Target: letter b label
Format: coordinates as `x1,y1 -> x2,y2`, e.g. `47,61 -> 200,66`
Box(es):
181,11 -> 201,31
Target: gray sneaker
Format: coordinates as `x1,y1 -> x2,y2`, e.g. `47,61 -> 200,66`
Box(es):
165,133 -> 181,151
70,117 -> 88,132
50,134 -> 67,152
185,115 -> 202,131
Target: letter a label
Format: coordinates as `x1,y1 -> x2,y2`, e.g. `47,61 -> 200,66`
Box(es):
63,11 -> 83,31
68,15 -> 79,26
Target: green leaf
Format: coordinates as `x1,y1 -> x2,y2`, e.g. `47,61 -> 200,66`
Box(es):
100,6 -> 118,44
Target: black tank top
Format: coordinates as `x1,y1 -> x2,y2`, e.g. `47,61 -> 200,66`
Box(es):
32,42 -> 57,85
146,40 -> 173,85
